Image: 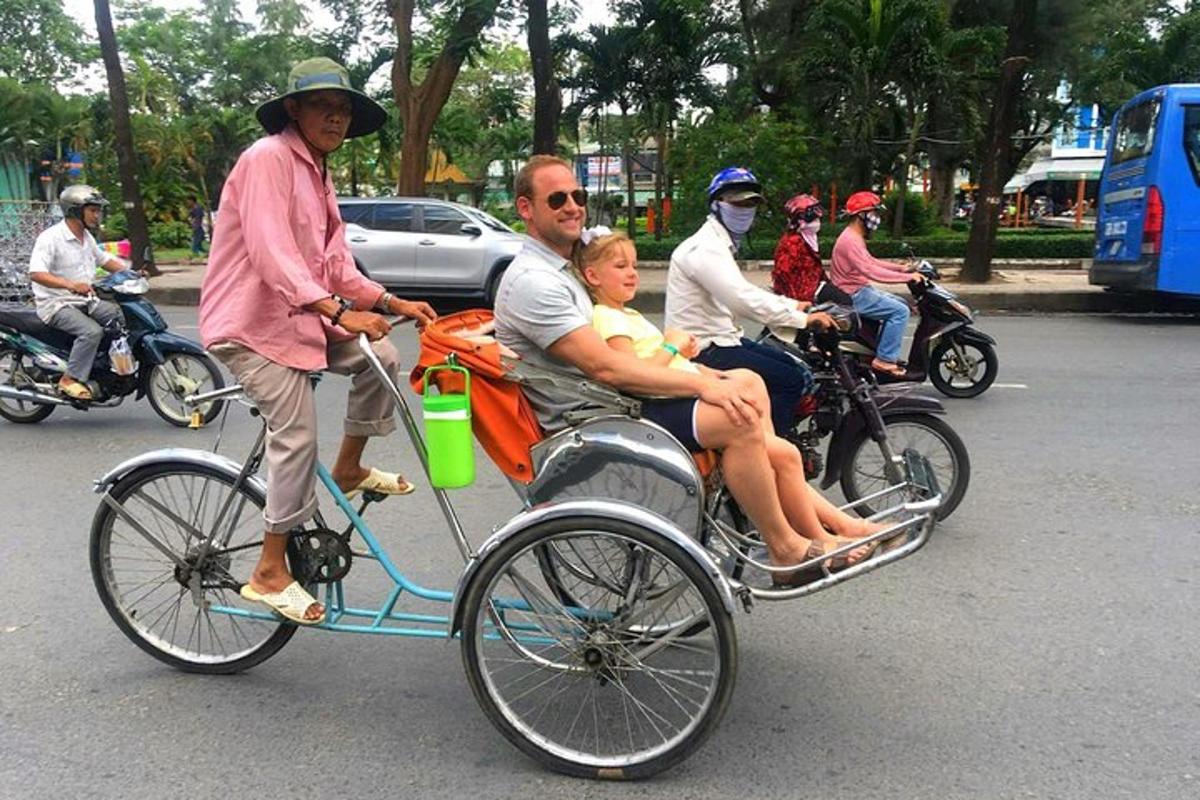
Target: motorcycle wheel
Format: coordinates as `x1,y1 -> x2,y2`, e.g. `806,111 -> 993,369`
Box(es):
0,346 -> 55,423
145,352 -> 225,427
929,337 -> 998,398
840,413 -> 969,520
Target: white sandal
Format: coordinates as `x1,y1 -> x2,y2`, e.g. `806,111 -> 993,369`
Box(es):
240,581 -> 325,626
344,467 -> 416,500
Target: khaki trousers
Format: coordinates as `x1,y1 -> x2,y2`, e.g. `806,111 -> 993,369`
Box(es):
211,338 -> 402,533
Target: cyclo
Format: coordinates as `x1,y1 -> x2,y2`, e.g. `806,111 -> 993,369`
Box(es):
89,309 -> 942,780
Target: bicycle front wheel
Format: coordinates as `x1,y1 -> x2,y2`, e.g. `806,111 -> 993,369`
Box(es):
460,516 -> 737,780
90,462 -> 295,674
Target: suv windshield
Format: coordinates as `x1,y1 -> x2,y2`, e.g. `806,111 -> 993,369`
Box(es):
1112,97 -> 1161,165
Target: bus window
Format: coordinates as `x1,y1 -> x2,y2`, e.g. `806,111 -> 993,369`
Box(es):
1184,106 -> 1200,185
1112,98 -> 1161,165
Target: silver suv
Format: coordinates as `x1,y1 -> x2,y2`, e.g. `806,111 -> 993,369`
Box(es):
337,197 -> 525,305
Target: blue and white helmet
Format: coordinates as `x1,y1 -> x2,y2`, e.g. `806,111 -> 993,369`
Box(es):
706,167 -> 765,204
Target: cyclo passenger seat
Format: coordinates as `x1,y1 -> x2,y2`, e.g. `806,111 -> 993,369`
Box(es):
409,310 -> 717,490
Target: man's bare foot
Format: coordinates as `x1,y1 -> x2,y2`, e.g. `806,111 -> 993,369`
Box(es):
331,466 -> 371,495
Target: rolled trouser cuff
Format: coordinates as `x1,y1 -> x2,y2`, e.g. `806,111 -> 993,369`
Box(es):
263,495 -> 319,534
343,416 -> 397,438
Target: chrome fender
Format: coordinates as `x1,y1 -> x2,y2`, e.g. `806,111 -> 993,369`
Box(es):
526,415 -> 705,539
93,447 -> 265,496
449,498 -> 737,636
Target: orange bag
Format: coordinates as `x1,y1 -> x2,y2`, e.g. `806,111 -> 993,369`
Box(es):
410,310 -> 543,484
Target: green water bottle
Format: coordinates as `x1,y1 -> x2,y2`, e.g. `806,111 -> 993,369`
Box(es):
422,364 -> 475,488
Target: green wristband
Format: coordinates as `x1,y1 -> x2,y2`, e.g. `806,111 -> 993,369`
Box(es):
661,343 -> 681,357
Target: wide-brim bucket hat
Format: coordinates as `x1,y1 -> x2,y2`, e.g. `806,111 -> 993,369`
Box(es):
256,57 -> 387,139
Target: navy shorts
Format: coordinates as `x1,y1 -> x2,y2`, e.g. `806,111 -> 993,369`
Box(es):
641,397 -> 702,452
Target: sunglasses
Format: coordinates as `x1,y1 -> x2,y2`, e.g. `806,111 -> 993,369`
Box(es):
545,189 -> 588,210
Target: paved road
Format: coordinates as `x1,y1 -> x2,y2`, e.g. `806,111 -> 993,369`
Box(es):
2,310 -> 1198,799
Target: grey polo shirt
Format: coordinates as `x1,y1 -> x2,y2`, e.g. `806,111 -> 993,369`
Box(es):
493,236 -> 593,431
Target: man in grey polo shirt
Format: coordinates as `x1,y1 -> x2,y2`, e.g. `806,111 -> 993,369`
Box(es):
491,229 -> 594,431
492,155 -> 875,583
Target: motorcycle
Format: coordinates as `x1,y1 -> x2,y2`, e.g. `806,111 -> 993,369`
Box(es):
759,304 -> 970,520
0,270 -> 225,426
847,259 -> 999,398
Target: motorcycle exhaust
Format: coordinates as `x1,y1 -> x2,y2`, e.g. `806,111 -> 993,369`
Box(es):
0,384 -> 74,407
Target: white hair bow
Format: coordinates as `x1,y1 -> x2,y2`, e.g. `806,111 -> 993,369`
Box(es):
580,225 -> 612,246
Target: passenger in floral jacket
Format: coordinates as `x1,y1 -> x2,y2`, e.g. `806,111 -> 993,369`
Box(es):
771,194 -> 852,307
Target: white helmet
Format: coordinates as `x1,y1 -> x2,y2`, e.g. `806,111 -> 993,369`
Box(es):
59,184 -> 109,221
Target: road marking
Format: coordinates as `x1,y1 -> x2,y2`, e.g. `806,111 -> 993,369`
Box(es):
990,383 -> 1028,389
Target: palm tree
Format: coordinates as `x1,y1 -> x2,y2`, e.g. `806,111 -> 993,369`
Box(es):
564,24 -> 641,236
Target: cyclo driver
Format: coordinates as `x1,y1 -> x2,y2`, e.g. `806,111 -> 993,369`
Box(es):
199,57 -> 436,625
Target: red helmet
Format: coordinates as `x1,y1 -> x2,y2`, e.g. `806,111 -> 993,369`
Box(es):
844,191 -> 886,216
784,193 -> 824,222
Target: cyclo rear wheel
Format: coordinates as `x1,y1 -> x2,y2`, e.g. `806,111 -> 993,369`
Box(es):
460,515 -> 737,779
90,462 -> 295,674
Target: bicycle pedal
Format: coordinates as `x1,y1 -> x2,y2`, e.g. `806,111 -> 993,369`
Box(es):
362,490 -> 388,503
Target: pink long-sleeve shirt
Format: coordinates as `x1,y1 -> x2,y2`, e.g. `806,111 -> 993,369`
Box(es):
829,226 -> 913,294
199,125 -> 385,371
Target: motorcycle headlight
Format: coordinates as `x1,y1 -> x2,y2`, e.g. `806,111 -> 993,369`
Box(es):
114,277 -> 150,295
948,299 -> 973,321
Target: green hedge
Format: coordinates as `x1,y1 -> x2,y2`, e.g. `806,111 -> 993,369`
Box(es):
150,220 -> 192,249
629,229 -> 1095,261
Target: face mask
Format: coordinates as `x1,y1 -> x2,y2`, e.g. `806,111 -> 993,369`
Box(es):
864,212 -> 882,232
717,202 -> 757,236
799,220 -> 821,251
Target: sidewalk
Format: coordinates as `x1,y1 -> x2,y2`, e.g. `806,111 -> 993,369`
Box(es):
147,260 -> 1200,315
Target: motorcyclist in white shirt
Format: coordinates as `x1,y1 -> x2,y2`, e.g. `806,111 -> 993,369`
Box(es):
27,185 -> 134,400
664,167 -> 835,435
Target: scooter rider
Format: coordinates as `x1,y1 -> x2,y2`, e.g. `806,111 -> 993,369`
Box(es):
772,193 -> 853,307
829,191 -> 923,377
27,185 -> 135,401
665,167 -> 835,435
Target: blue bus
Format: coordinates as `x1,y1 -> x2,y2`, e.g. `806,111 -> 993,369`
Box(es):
1090,84 -> 1200,297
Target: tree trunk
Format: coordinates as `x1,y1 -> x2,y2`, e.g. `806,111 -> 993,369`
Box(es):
928,150 -> 959,227
94,0 -> 158,275
962,0 -> 1038,283
621,104 -> 635,239
389,0 -> 498,195
892,107 -> 925,239
527,0 -> 560,155
653,123 -> 665,241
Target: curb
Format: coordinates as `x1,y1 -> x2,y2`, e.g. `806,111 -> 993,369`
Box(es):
627,289 -> 1200,315
151,284 -> 1200,316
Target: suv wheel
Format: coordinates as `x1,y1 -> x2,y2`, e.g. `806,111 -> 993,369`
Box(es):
484,263 -> 510,307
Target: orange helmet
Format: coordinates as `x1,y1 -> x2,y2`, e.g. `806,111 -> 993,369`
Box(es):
844,191 -> 886,216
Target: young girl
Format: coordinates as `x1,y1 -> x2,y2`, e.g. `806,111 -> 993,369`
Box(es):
575,227 -> 886,581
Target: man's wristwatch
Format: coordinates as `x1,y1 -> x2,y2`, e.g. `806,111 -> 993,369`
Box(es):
330,296 -> 352,327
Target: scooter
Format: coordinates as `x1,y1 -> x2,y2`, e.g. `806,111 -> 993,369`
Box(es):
757,304 -> 970,520
0,271 -> 225,426
847,260 -> 999,398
